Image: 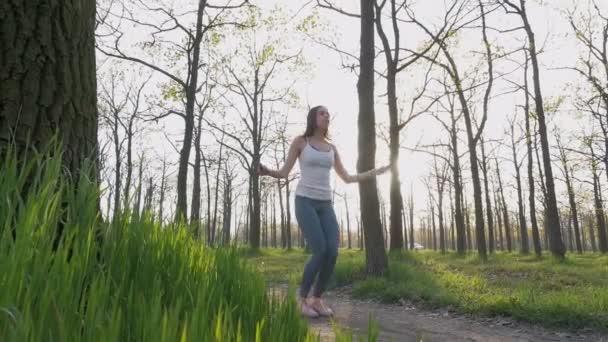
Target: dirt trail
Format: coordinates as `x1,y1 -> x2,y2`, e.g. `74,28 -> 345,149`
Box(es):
269,285 -> 606,342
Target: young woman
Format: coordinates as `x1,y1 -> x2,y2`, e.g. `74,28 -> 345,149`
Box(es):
258,105 -> 390,318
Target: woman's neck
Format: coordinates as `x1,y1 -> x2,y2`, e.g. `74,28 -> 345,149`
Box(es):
312,130 -> 326,140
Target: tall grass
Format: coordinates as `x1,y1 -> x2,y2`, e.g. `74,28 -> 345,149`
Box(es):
0,146 -> 315,341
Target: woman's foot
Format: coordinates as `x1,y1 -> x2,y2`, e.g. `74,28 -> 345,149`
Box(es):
308,297 -> 334,317
298,297 -> 319,318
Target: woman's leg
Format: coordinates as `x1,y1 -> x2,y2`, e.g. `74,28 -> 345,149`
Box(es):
312,201 -> 339,298
295,196 -> 327,299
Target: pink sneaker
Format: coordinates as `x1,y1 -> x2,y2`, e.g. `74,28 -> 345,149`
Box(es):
299,299 -> 319,318
309,298 -> 334,317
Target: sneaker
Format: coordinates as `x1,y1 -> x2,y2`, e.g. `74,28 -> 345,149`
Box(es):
308,298 -> 334,317
299,298 -> 319,318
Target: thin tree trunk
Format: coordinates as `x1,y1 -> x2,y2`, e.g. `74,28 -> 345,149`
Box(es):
510,123 -> 529,254
523,53 -> 542,256
191,114 -> 203,237
590,146 -> 608,253
494,159 -> 513,252
345,195 -> 352,249
480,139 -> 495,253
211,146 -> 223,247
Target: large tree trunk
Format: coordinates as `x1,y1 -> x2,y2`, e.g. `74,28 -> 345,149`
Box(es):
0,0 -> 98,178
518,0 -> 565,258
358,0 -> 388,275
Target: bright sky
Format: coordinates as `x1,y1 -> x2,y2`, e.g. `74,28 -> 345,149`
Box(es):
97,0 -> 606,228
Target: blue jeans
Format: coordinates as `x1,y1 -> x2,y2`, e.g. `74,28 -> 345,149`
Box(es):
295,195 -> 339,298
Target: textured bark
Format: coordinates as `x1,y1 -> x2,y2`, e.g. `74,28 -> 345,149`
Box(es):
358,0 -> 387,275
0,0 -> 98,178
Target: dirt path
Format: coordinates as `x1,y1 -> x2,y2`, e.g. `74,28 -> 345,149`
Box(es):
269,285 -> 606,341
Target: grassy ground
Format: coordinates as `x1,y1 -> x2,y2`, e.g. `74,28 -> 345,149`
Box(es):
0,146 -> 317,342
245,248 -> 608,331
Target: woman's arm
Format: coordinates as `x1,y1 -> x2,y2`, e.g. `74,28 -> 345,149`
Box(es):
333,145 -> 390,184
259,137 -> 304,179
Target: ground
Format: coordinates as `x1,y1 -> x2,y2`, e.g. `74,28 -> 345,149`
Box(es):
250,248 -> 608,341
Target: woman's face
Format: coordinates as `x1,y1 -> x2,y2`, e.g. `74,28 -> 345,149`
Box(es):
316,106 -> 330,131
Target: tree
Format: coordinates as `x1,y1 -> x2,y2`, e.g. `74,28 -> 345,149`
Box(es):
567,4 -> 608,186
97,0 -> 248,221
508,115 -> 529,253
556,134 -> 583,253
588,138 -> 608,253
495,158 -> 513,251
206,7 -> 304,249
358,0 -> 388,275
373,0 -> 440,251
522,52 -> 542,257
98,68 -> 149,221
479,137 -> 496,253
1,0 -> 98,180
499,0 -> 566,258
407,0 -> 498,259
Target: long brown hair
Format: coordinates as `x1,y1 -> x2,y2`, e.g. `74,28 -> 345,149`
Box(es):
302,105 -> 329,138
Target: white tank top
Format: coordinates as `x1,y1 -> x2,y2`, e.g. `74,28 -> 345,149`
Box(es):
295,138 -> 335,200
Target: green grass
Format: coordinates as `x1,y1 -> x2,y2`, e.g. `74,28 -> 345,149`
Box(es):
0,145 -> 319,342
249,247 -> 608,331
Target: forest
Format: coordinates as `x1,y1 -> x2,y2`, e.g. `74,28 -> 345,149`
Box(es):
1,0 -> 607,341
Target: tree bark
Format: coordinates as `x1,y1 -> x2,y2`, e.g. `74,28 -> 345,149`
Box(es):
0,0 -> 98,182
358,0 -> 388,275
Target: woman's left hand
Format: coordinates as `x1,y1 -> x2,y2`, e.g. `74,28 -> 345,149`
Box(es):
377,164 -> 391,175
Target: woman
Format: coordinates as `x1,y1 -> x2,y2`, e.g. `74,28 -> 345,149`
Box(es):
258,105 -> 390,318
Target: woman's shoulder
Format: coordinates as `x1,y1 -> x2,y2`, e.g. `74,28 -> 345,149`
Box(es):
293,135 -> 307,148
